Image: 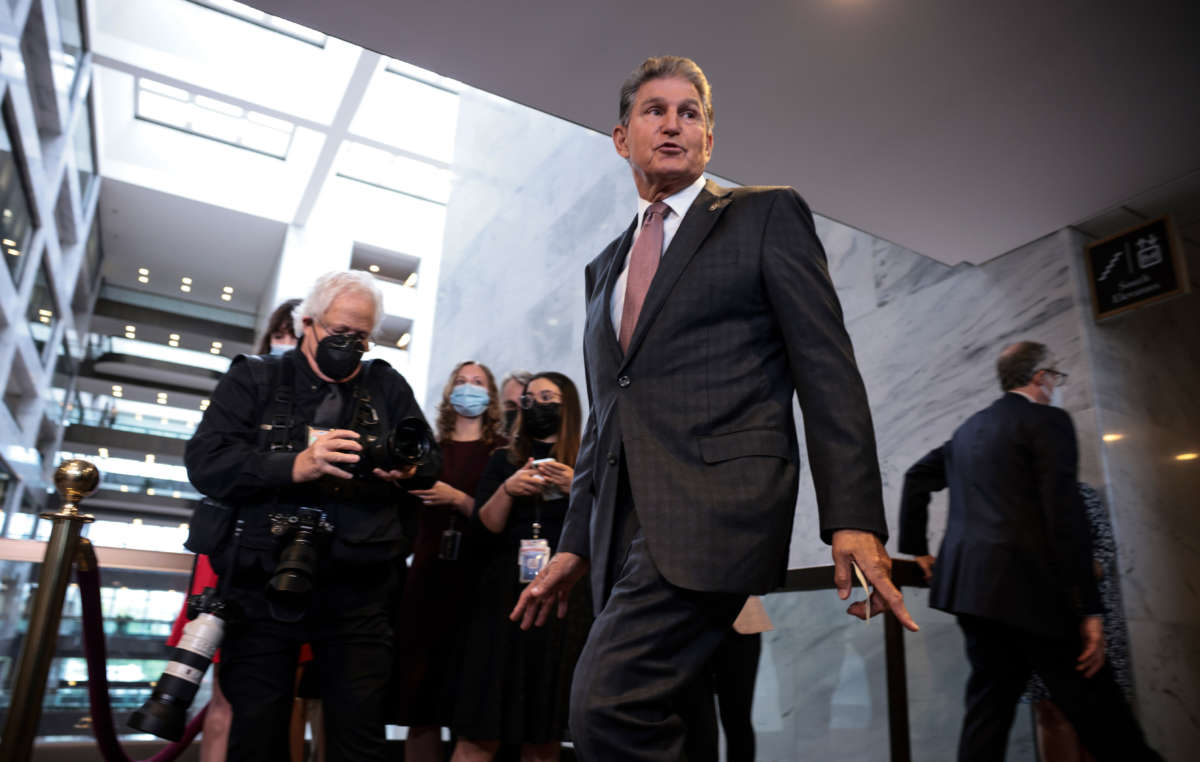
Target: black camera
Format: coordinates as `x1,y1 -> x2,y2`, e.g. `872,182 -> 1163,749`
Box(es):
349,416 -> 434,478
267,507 -> 334,603
129,587 -> 234,741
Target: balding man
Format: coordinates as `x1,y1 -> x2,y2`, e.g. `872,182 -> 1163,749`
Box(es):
512,56 -> 914,760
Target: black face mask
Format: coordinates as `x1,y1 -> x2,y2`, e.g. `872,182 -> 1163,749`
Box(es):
504,408 -> 519,431
523,402 -> 561,439
314,333 -> 364,381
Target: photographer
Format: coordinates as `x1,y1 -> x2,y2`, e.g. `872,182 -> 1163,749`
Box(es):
184,271 -> 438,762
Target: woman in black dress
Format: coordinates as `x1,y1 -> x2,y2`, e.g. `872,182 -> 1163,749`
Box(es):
392,360 -> 504,761
450,372 -> 589,762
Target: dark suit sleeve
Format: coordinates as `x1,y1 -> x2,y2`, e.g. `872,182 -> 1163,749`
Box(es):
559,264 -> 598,559
897,445 -> 947,556
760,189 -> 887,543
1030,410 -> 1101,616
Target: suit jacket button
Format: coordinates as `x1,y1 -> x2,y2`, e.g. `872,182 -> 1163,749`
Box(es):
617,375 -> 631,388
607,455 -> 618,466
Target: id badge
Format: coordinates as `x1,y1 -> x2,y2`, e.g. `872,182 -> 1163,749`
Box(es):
438,528 -> 462,561
307,426 -> 331,447
518,538 -> 551,583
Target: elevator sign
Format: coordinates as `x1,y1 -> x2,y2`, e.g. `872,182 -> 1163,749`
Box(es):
1085,216 -> 1190,321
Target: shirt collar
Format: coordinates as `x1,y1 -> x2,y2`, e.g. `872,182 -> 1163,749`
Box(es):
636,174 -> 707,227
1012,390 -> 1039,404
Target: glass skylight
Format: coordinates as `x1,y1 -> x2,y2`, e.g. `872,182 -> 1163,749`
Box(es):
349,64 -> 460,163
188,0 -> 327,47
335,141 -> 452,203
136,77 -> 296,159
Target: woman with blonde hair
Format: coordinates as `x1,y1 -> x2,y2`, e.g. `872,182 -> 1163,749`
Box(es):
392,360 -> 503,761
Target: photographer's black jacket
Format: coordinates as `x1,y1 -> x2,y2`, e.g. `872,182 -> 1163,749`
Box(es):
185,349 -> 438,570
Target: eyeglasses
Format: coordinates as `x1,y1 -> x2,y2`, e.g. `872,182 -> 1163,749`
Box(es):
1037,368 -> 1069,384
519,392 -> 562,409
317,319 -> 374,349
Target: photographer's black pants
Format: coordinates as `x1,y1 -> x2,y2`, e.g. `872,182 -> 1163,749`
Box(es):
219,562 -> 397,762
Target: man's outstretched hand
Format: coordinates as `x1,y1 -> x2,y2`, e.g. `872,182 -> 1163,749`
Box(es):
833,529 -> 919,632
510,552 -> 590,630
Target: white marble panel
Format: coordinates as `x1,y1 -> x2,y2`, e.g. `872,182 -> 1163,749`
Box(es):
789,230 -> 1094,568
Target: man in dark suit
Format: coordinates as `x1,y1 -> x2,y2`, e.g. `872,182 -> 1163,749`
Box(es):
899,341 -> 1160,761
511,56 -> 917,760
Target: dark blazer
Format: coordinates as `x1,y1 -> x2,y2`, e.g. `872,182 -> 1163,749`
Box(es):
898,392 -> 1100,639
558,180 -> 886,608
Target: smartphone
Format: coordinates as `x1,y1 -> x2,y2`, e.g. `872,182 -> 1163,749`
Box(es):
530,457 -> 556,467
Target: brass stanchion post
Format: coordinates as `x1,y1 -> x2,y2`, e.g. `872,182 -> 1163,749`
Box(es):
0,460 -> 98,762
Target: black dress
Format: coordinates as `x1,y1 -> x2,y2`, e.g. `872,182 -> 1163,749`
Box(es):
390,439 -> 494,726
450,442 -> 592,744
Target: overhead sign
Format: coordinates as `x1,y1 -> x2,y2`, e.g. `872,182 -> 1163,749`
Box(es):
1085,216 -> 1190,321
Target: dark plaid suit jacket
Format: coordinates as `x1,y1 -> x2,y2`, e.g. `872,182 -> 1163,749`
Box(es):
559,180 -> 887,609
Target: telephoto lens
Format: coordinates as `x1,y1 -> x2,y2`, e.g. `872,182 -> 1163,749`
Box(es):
128,589 -> 229,741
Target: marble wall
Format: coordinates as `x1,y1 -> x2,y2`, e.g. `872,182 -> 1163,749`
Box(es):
1068,237 -> 1200,761
428,86 -> 1198,758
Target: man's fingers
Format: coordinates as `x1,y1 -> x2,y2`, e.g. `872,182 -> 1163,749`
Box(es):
871,579 -> 919,632
833,557 -> 852,600
322,463 -> 354,480
846,600 -> 869,620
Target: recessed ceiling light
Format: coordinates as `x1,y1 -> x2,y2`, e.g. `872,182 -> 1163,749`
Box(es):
38,309 -> 52,317
138,276 -> 149,283
368,264 -> 380,273
157,397 -> 168,405
220,294 -> 232,301
396,332 -> 411,349
169,333 -> 180,340
180,284 -> 192,293
145,454 -> 155,463
210,347 -> 222,353
6,248 -> 19,257
211,341 -> 223,348
168,340 -> 179,347
222,286 -> 234,294
112,389 -> 123,398
98,447 -> 109,458
137,268 -> 149,275
125,325 -> 136,332
1177,453 -> 1199,461
1102,433 -> 1123,443
119,485 -> 129,492
404,273 -> 418,287
134,413 -> 143,421
172,491 -> 181,499
181,277 -> 192,285
1,238 -> 13,246
111,384 -> 122,391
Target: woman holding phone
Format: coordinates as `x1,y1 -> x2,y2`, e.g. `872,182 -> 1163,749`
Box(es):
450,372 -> 589,762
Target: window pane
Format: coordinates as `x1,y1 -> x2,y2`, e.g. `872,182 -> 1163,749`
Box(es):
52,0 -> 84,97
136,78 -> 295,159
26,259 -> 58,358
335,141 -> 452,203
0,110 -> 34,286
72,108 -> 95,199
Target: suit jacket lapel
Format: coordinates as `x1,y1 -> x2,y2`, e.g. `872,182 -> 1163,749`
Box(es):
620,180 -> 732,367
595,217 -> 637,365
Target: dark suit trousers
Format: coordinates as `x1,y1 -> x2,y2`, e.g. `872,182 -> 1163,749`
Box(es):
681,631 -> 762,762
570,462 -> 745,762
956,614 -> 1160,762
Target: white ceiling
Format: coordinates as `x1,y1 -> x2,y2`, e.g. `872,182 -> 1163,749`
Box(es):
98,178 -> 287,313
243,0 -> 1200,265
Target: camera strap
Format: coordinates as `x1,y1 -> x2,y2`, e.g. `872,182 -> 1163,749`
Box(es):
218,520 -> 244,599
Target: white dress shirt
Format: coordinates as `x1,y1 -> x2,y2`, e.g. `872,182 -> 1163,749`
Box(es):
610,174 -> 708,337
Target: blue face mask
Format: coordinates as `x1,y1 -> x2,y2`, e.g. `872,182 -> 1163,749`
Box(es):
449,383 -> 490,418
268,343 -> 292,357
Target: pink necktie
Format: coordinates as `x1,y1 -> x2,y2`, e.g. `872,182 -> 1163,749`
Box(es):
619,202 -> 669,352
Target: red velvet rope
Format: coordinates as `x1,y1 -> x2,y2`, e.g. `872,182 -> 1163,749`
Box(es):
76,562 -> 209,762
